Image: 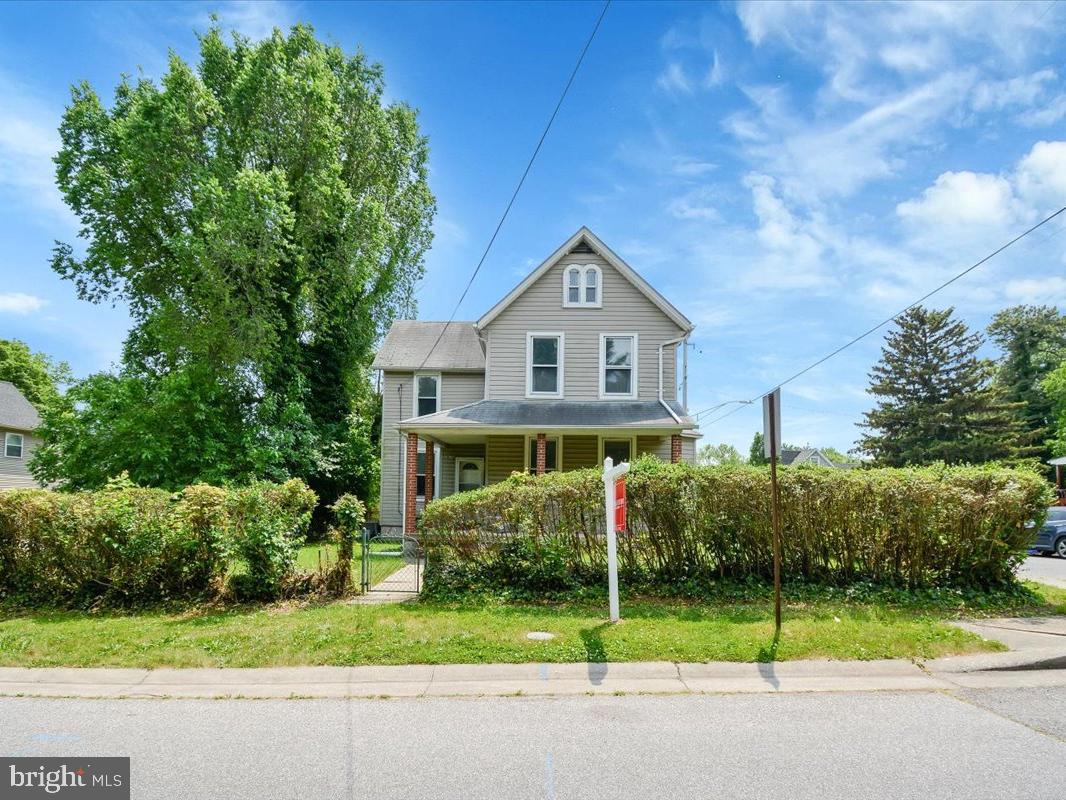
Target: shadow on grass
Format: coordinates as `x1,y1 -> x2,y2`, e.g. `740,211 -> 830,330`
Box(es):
580,623 -> 610,684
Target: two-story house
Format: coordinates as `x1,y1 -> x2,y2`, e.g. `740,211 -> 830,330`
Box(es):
0,380 -> 43,490
372,227 -> 700,534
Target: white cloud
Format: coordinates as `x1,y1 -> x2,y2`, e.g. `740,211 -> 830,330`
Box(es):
657,63 -> 692,94
0,72 -> 73,225
704,51 -> 725,87
897,171 -> 1023,230
972,68 -> 1057,111
1014,140 -> 1066,212
0,292 -> 46,315
189,1 -> 296,40
666,187 -> 720,221
1004,277 -> 1066,304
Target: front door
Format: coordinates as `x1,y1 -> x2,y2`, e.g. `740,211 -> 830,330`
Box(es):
456,457 -> 485,492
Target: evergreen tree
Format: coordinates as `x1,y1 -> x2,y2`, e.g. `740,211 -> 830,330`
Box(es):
859,306 -> 1025,465
987,305 -> 1066,462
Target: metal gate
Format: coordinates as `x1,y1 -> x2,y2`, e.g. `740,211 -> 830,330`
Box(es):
360,531 -> 422,594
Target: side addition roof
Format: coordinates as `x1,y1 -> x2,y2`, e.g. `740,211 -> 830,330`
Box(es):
476,227 -> 694,332
0,381 -> 42,431
372,321 -> 485,371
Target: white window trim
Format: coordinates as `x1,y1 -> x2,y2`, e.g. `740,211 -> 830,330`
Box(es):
412,372 -> 442,418
561,264 -> 603,309
453,456 -> 485,493
598,435 -> 637,466
524,435 -> 563,472
525,332 -> 565,399
4,432 -> 24,459
403,439 -> 441,502
599,332 -> 639,399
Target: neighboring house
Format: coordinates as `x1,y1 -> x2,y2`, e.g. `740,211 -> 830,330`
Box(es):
779,447 -> 842,468
0,381 -> 43,490
372,227 -> 701,534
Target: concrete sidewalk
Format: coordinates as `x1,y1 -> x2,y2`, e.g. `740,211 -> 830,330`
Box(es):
3,651 -> 1066,700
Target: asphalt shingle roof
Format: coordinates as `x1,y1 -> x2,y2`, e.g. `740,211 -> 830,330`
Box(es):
372,321 -> 484,371
0,381 -> 41,431
400,399 -> 692,429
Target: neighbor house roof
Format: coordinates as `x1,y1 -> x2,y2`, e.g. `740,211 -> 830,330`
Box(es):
399,399 -> 693,430
0,381 -> 42,431
372,321 -> 485,371
780,447 -> 838,467
476,227 -> 694,332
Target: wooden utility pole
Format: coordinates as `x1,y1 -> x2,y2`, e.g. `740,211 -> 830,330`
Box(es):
764,389 -> 783,632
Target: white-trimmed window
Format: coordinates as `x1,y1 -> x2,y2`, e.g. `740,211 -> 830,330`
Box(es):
526,333 -> 564,397
525,436 -> 560,473
562,264 -> 602,308
413,373 -> 441,417
4,432 -> 23,459
600,333 -> 637,398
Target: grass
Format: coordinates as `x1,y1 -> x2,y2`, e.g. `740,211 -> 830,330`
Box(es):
4,581 -> 1064,669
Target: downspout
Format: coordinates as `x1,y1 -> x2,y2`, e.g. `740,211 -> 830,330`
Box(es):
658,334 -> 688,425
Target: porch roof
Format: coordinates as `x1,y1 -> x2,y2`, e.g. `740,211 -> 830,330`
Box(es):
398,399 -> 695,434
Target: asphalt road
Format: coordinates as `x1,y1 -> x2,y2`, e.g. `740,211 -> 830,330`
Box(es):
2,689 -> 1065,799
1019,554 -> 1066,588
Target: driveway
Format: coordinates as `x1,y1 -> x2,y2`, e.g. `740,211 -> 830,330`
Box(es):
3,690 -> 1066,799
1019,554 -> 1066,589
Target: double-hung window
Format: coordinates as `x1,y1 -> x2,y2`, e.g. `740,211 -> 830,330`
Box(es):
600,334 -> 637,398
527,333 -> 563,397
4,432 -> 23,459
562,265 -> 601,308
414,373 -> 440,417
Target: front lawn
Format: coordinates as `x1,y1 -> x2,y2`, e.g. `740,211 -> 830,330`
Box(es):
3,581 -> 1063,669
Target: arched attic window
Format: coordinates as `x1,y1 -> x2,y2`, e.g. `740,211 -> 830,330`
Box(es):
562,264 -> 602,308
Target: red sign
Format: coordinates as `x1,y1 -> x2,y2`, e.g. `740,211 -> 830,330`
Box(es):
614,476 -> 627,531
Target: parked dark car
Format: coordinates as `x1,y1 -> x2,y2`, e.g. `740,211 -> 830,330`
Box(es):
1031,506 -> 1066,557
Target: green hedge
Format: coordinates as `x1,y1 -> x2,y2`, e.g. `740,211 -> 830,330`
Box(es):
0,477 -> 317,605
420,458 -> 1052,592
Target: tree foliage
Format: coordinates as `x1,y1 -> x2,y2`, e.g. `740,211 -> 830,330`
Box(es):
0,339 -> 71,410
697,442 -> 745,466
1045,362 -> 1066,457
859,306 -> 1026,466
748,432 -> 767,466
987,304 -> 1066,462
35,24 -> 433,505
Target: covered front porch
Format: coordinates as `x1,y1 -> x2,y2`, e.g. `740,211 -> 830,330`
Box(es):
396,399 -> 698,534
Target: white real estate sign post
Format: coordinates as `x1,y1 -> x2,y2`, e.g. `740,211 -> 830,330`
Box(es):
602,456 -> 630,623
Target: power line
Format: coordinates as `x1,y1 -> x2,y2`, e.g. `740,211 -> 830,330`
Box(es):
415,1 -> 611,371
693,205 -> 1066,426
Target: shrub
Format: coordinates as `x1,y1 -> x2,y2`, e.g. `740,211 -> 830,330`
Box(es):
0,479 -> 317,606
322,493 -> 367,595
420,457 -> 1051,594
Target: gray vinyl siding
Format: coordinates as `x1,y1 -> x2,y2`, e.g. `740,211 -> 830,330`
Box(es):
482,254 -> 685,403
682,437 -> 696,463
486,435 -> 524,484
0,429 -> 41,489
562,435 -> 598,470
637,435 -> 670,461
378,371 -> 485,529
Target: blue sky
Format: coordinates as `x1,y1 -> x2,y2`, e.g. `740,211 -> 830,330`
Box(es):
1,0 -> 1065,455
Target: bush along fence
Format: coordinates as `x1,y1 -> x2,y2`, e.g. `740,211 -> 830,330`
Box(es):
419,457 -> 1052,594
0,476 -> 317,606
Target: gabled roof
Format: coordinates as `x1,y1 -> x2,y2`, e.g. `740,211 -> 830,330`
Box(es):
372,321 -> 484,371
0,381 -> 42,431
476,227 -> 694,332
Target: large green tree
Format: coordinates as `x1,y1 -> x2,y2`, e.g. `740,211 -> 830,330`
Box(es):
0,339 -> 71,410
697,442 -> 745,466
34,24 -> 434,502
1045,362 -> 1066,457
859,306 -> 1026,466
987,304 -> 1066,462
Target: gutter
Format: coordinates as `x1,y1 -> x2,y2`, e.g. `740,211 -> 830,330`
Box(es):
658,334 -> 688,425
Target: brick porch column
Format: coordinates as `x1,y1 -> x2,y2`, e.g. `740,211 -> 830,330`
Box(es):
404,432 -> 418,533
424,441 -> 434,504
670,434 -> 683,464
535,433 -> 547,476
